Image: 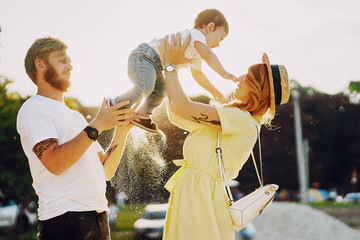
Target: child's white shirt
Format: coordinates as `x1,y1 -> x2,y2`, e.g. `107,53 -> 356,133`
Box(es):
148,28 -> 207,71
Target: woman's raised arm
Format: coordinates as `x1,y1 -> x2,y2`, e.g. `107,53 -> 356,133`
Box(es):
163,34 -> 222,130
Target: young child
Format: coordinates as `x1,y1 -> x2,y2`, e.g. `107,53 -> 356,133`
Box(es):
108,9 -> 236,133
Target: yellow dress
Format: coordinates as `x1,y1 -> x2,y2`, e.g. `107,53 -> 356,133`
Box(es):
163,106 -> 259,240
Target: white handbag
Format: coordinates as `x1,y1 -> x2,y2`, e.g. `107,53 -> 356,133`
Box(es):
216,129 -> 278,231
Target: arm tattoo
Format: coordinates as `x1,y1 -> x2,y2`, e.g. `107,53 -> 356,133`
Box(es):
191,113 -> 221,126
33,138 -> 58,160
102,144 -> 118,165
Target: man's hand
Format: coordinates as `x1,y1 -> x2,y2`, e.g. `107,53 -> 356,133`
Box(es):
164,33 -> 191,66
90,98 -> 135,132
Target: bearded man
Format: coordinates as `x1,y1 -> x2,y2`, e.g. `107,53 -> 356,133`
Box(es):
17,37 -> 135,240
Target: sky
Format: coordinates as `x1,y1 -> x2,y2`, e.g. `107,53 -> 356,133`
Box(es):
0,0 -> 359,106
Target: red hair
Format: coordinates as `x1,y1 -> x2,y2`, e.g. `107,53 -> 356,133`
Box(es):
229,64 -> 271,124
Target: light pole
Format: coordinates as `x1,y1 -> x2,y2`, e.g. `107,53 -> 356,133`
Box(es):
292,90 -> 309,203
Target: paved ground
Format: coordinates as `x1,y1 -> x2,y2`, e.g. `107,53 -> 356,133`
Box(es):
251,202 -> 360,240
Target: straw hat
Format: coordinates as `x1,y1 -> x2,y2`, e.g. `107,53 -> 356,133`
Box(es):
262,53 -> 290,119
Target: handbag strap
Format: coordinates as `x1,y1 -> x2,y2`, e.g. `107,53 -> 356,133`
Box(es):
216,125 -> 263,204
216,132 -> 234,203
252,125 -> 263,186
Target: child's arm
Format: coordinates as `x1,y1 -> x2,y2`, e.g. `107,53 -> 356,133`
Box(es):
191,67 -> 225,103
194,41 -> 236,82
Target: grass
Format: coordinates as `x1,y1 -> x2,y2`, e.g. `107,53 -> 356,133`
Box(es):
115,203 -> 146,231
308,201 -> 360,209
111,203 -> 146,240
308,201 -> 360,230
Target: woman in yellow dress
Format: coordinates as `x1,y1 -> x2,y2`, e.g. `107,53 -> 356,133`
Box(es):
161,35 -> 290,240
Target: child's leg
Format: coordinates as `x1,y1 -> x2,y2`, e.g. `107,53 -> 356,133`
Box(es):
131,73 -> 164,133
110,47 -> 158,108
124,43 -> 163,133
136,73 -> 166,119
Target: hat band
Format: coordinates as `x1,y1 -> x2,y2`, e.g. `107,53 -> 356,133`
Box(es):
271,65 -> 282,105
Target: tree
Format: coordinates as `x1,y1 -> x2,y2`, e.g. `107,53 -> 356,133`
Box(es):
0,76 -> 36,205
348,81 -> 360,104
348,81 -> 360,93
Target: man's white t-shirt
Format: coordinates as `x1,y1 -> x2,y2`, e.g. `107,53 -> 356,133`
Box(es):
148,28 -> 207,71
16,95 -> 109,220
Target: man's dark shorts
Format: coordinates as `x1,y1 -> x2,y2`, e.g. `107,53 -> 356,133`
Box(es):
38,211 -> 109,240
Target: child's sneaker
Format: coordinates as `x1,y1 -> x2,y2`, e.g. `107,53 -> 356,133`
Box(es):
131,117 -> 159,133
107,98 -> 130,110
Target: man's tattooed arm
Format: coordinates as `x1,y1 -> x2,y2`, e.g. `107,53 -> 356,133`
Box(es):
102,144 -> 118,165
191,113 -> 221,125
32,138 -> 59,160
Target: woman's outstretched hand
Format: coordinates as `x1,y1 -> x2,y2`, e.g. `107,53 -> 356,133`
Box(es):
164,33 -> 191,66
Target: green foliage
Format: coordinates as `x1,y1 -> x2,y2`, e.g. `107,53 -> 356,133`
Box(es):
64,97 -> 80,112
349,81 -> 360,93
291,79 -> 327,96
0,76 -> 36,205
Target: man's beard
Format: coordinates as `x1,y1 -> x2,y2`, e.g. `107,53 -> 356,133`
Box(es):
44,64 -> 71,92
